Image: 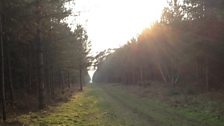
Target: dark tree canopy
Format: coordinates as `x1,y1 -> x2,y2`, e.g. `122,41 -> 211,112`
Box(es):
0,0 -> 91,121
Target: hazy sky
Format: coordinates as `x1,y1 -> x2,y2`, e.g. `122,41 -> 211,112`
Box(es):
67,0 -> 167,54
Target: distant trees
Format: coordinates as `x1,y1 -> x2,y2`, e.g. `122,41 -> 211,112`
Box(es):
0,0 -> 91,121
93,0 -> 224,90
73,25 -> 91,91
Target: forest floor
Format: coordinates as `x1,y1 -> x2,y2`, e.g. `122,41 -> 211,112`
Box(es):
2,83 -> 224,126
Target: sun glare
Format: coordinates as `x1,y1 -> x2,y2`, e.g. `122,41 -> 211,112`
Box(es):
70,0 -> 167,53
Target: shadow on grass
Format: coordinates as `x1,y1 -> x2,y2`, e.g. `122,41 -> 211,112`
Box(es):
0,121 -> 23,126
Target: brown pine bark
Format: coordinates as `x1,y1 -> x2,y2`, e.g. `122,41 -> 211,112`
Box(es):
67,71 -> 71,88
36,0 -> 45,109
79,67 -> 83,91
158,63 -> 167,83
61,70 -> 65,88
0,13 -> 6,121
7,50 -> 14,106
28,45 -> 33,93
205,58 -> 209,91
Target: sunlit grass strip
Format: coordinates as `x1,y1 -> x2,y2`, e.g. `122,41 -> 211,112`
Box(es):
17,86 -> 102,126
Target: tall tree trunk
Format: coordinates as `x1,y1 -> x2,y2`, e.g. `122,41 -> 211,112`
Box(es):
158,63 -> 167,83
28,45 -> 32,93
51,70 -> 54,97
68,71 -> 70,88
36,0 -> 45,109
0,13 -> 6,121
46,70 -> 50,95
48,70 -> 51,95
37,28 -> 45,109
7,49 -> 14,106
79,67 -> 83,91
61,70 -> 65,89
205,58 -> 209,91
140,67 -> 143,86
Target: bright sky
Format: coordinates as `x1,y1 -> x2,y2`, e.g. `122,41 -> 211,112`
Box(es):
66,0 -> 167,54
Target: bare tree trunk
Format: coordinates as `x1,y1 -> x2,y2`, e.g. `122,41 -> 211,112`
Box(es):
36,0 -> 45,109
46,70 -> 50,95
140,67 -> 143,86
50,70 -> 54,97
61,70 -> 65,89
68,71 -> 70,88
38,31 -> 45,109
205,58 -> 209,91
158,64 -> 167,83
7,50 -> 14,106
195,61 -> 199,80
79,67 -> 83,91
131,70 -> 135,84
0,13 -> 6,121
27,45 -> 33,93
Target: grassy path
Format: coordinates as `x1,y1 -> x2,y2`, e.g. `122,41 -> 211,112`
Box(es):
15,84 -> 224,126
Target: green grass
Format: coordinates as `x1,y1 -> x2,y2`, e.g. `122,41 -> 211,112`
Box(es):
17,86 -> 102,126
102,84 -> 224,126
15,83 -> 224,126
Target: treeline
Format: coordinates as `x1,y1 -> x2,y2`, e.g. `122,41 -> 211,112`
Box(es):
0,0 -> 91,121
93,0 -> 224,90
